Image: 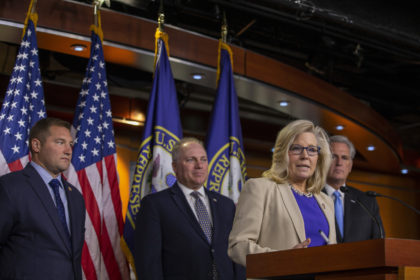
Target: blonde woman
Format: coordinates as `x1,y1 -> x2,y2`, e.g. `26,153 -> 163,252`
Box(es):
228,119 -> 336,266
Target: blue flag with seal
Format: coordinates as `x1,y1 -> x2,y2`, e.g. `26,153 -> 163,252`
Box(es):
205,41 -> 247,203
121,29 -> 183,275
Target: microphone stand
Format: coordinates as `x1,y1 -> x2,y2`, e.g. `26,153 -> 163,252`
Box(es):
366,191 -> 420,215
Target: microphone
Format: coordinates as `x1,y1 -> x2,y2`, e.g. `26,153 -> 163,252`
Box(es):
340,186 -> 384,238
366,191 -> 420,215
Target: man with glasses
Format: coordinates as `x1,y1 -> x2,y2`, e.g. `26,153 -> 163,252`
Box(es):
324,135 -> 384,243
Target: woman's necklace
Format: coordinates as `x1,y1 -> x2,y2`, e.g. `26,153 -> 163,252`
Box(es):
290,184 -> 313,198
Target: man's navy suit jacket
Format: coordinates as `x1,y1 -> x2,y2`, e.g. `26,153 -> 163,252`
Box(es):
0,164 -> 86,280
330,185 -> 384,243
134,183 -> 245,280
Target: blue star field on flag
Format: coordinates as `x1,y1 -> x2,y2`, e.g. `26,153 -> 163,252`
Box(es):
0,19 -> 46,173
71,31 -> 116,171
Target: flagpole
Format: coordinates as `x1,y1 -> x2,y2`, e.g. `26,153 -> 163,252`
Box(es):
154,9 -> 170,70
22,0 -> 38,38
91,0 -> 110,42
217,13 -> 233,84
221,11 -> 227,44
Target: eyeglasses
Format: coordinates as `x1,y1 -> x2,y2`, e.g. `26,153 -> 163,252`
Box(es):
289,144 -> 320,157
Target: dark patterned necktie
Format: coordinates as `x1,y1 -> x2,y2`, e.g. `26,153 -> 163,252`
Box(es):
190,191 -> 217,279
190,191 -> 213,243
49,178 -> 71,240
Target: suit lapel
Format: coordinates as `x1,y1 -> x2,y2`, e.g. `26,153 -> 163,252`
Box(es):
23,165 -> 72,254
63,179 -> 80,254
170,184 -> 210,245
279,185 -> 306,242
343,189 -> 354,241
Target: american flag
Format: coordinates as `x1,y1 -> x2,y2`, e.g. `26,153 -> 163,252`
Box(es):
64,28 -> 129,280
0,18 -> 46,176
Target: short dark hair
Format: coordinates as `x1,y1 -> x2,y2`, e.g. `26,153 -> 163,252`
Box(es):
29,118 -> 71,152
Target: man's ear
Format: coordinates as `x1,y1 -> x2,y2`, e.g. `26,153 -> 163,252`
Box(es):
172,161 -> 177,174
31,138 -> 41,153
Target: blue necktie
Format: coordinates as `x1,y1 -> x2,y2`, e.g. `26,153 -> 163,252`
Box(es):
334,190 -> 344,238
191,191 -> 213,243
49,179 -> 71,241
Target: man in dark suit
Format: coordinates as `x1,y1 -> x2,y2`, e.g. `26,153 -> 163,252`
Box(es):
134,137 -> 245,280
0,118 -> 86,280
324,135 -> 383,243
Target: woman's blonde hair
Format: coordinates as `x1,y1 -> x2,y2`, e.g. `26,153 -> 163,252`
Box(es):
262,119 -> 331,193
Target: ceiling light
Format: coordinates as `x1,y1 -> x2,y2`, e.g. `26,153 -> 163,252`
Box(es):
401,168 -> 408,174
191,73 -> 205,80
367,145 -> 375,151
112,117 -> 144,126
279,101 -> 289,107
71,44 -> 87,52
335,125 -> 344,131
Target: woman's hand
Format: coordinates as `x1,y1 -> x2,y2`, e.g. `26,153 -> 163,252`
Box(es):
293,238 -> 311,249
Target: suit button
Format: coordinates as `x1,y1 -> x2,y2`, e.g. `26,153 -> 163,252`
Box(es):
211,249 -> 215,253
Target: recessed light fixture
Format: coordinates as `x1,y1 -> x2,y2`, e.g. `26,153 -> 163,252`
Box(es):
71,44 -> 87,52
191,73 -> 205,80
279,101 -> 289,107
367,145 -> 375,151
401,168 -> 408,174
112,117 -> 144,126
335,125 -> 344,131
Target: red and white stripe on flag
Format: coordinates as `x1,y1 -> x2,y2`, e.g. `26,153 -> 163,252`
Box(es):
64,26 -> 129,280
66,154 -> 128,280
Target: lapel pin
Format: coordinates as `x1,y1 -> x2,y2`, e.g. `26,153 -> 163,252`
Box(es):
213,198 -> 217,202
68,187 -> 72,191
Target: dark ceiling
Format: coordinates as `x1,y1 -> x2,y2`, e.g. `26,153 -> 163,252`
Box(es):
72,0 -> 420,157
0,0 -> 419,174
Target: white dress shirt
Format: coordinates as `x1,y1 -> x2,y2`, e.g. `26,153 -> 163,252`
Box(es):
324,184 -> 345,214
178,182 -> 213,225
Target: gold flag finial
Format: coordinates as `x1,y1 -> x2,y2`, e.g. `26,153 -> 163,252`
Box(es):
158,0 -> 165,32
158,13 -> 165,32
221,12 -> 227,43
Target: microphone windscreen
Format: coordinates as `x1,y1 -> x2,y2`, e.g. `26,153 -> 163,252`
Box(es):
340,186 -> 349,193
366,191 -> 378,197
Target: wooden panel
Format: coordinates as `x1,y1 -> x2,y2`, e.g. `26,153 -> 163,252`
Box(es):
246,239 -> 420,279
398,267 -> 420,280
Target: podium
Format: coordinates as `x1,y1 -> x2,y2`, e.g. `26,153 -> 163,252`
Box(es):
246,238 -> 420,280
